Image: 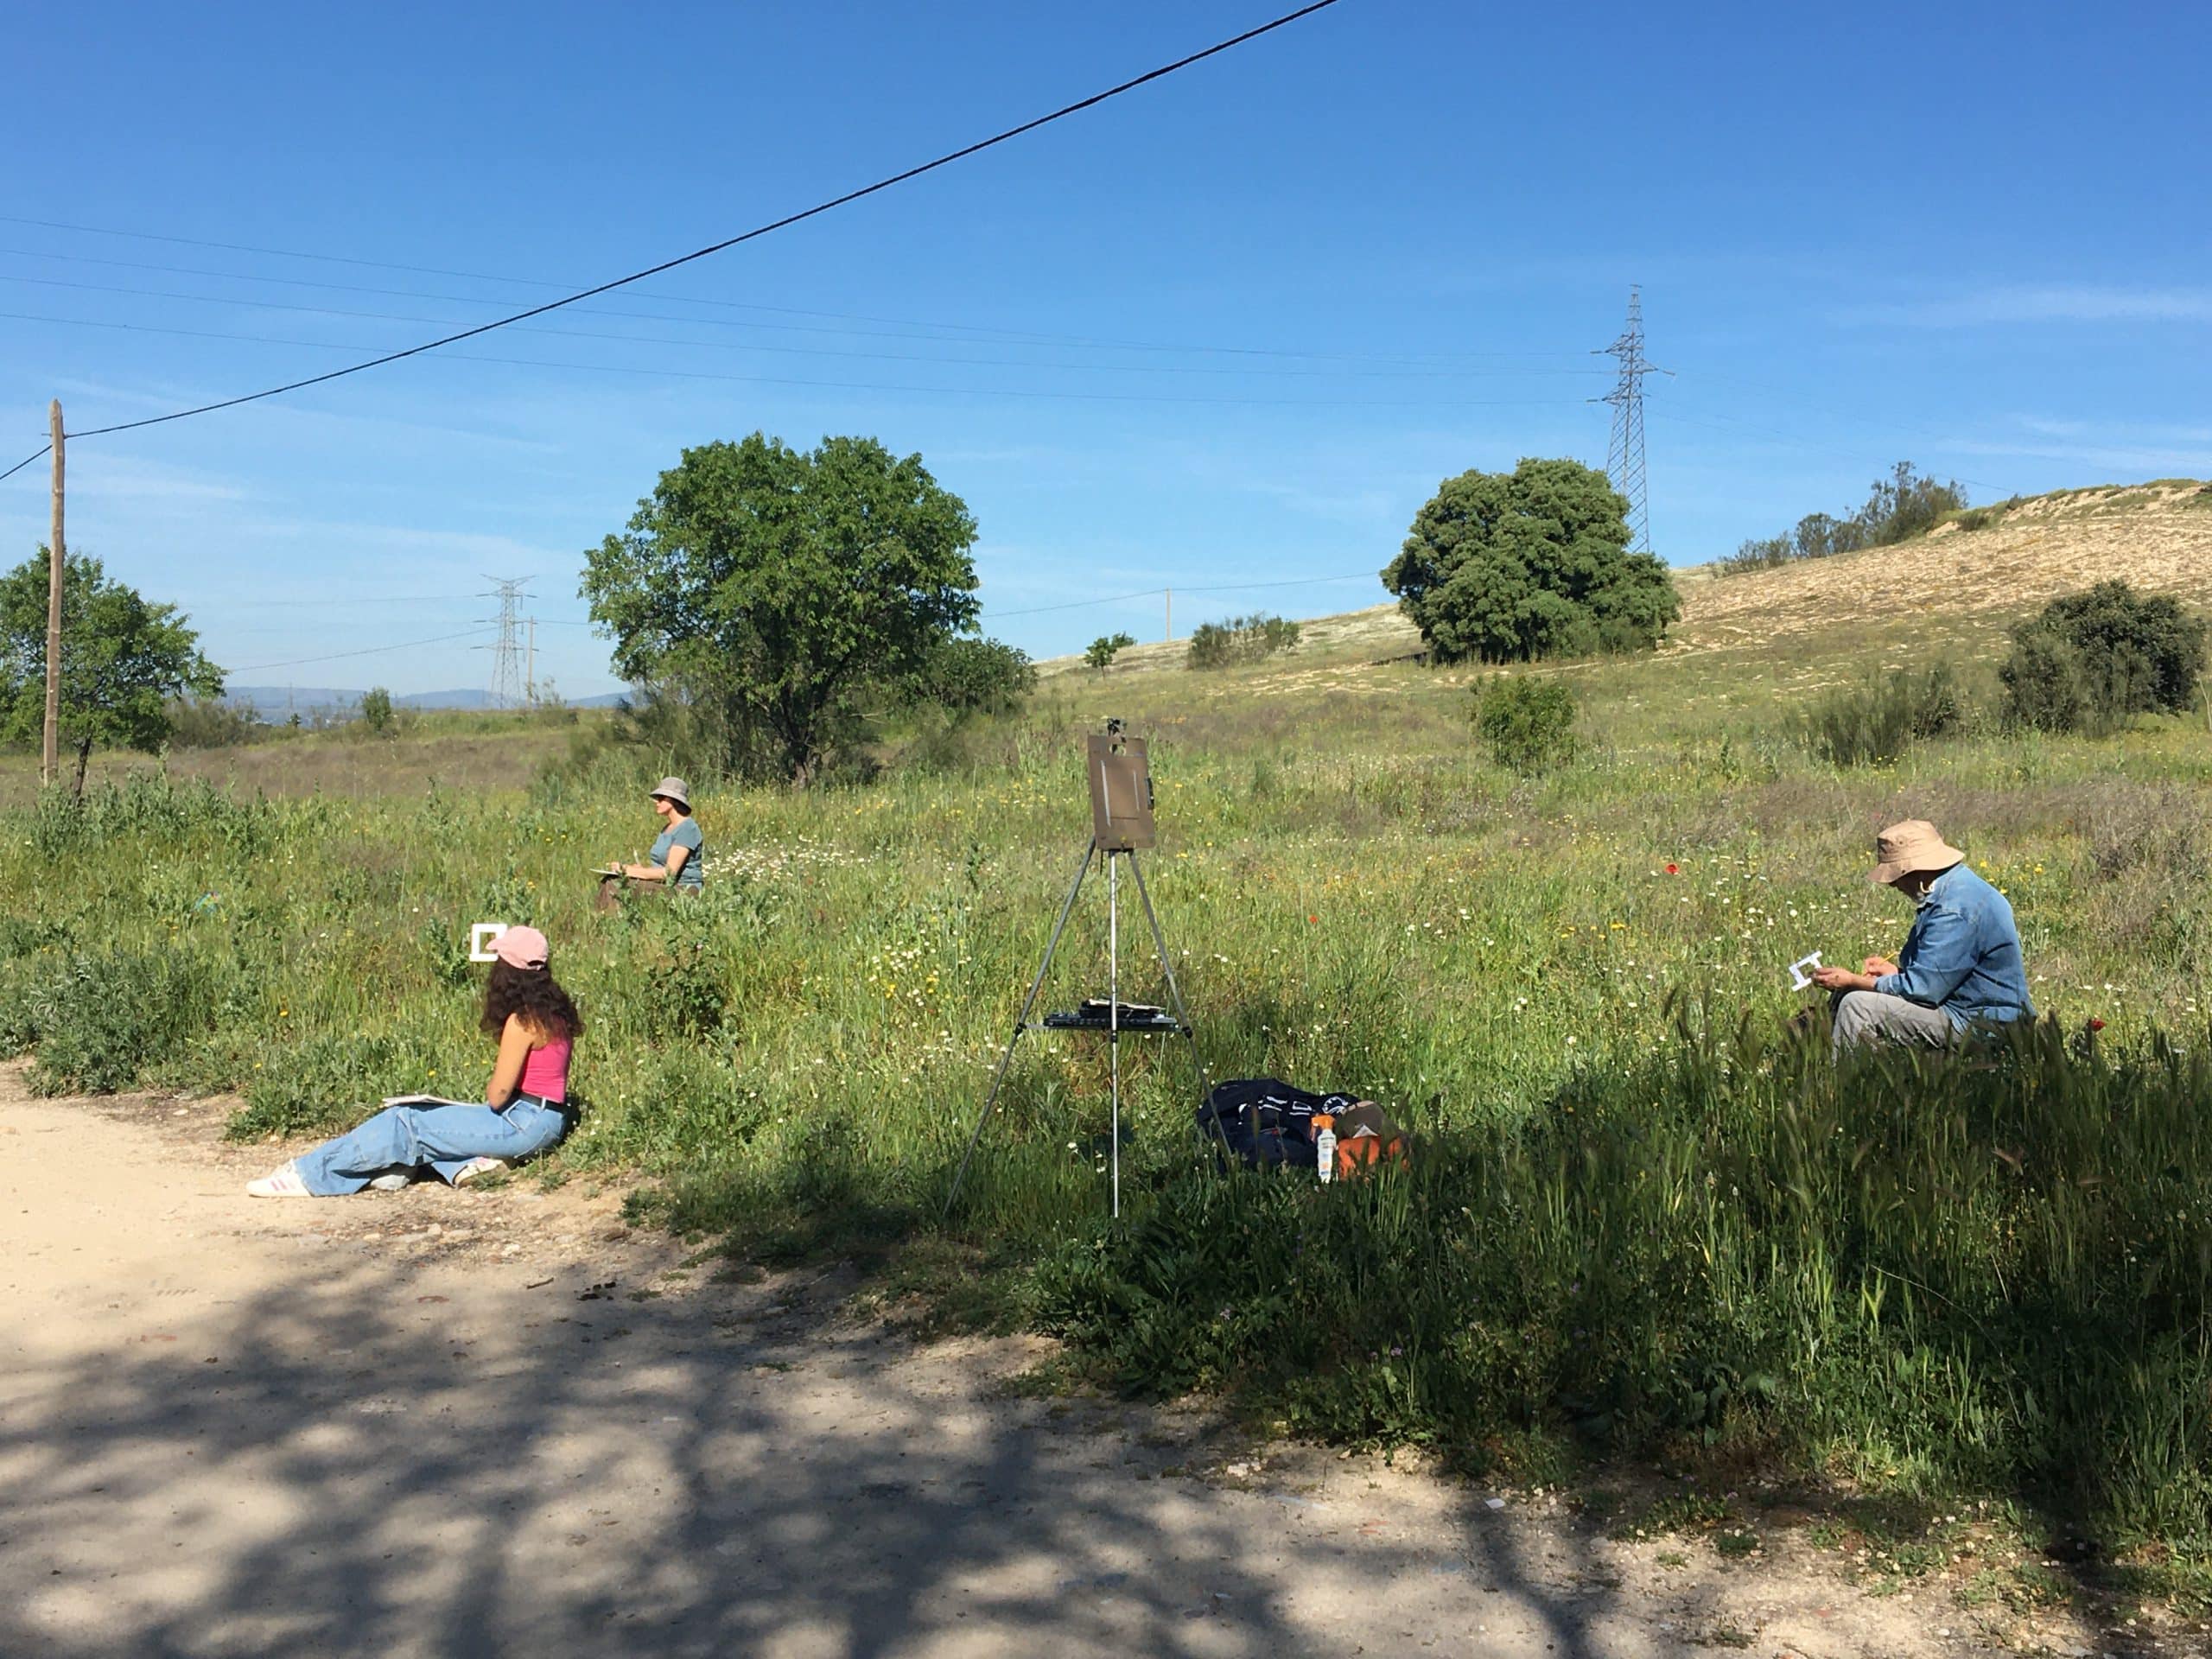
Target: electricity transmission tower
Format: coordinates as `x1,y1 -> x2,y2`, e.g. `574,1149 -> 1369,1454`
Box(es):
483,575 -> 532,708
1597,286 -> 1669,556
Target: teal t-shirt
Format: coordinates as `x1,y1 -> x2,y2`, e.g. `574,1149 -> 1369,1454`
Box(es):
650,817 -> 705,890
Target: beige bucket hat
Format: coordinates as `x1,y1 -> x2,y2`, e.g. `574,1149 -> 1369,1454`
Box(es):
649,776 -> 691,810
1869,819 -> 1966,886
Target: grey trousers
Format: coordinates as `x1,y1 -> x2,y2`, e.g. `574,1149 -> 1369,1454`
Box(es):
1832,989 -> 1952,1057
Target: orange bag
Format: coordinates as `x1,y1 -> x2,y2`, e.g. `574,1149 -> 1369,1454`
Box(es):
1329,1101 -> 1412,1178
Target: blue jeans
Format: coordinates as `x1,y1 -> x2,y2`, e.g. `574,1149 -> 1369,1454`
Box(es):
293,1097 -> 569,1197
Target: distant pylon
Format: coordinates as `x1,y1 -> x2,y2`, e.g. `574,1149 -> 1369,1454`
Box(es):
483,575 -> 531,709
1596,287 -> 1669,556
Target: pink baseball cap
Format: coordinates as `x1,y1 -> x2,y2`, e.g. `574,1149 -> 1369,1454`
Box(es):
493,925 -> 550,969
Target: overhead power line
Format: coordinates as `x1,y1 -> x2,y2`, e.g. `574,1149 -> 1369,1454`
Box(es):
222,625 -> 499,675
1,0 -> 1346,479
982,570 -> 1379,620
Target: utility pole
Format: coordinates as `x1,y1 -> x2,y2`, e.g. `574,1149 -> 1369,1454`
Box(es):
41,401 -> 63,787
1595,287 -> 1670,556
525,617 -> 537,704
1164,588 -> 1172,643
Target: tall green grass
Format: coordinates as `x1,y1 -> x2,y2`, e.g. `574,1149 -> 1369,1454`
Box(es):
1035,1013 -> 2212,1541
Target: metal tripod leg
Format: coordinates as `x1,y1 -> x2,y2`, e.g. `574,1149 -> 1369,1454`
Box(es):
1128,849 -> 1212,1109
944,837 -> 1096,1218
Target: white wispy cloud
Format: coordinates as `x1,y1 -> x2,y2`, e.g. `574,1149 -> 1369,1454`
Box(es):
1951,422 -> 2212,475
2014,415 -> 2212,445
1840,284 -> 2212,327
68,452 -> 257,504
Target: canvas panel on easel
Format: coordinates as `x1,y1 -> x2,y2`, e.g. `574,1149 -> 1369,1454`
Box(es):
1086,734 -> 1155,850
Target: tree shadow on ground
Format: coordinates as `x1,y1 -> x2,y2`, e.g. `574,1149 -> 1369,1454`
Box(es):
0,1240 -> 1740,1658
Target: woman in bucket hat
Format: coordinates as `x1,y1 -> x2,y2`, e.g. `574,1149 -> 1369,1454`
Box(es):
1810,819 -> 2035,1055
612,776 -> 704,893
246,926 -> 580,1197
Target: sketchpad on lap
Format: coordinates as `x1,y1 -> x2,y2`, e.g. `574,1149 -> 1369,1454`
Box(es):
1197,1077 -> 1413,1175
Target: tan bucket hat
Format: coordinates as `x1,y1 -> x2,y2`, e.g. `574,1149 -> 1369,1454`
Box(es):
649,776 -> 691,810
1869,819 -> 1966,886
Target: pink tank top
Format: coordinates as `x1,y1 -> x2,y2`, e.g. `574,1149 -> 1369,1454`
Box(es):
518,1033 -> 571,1103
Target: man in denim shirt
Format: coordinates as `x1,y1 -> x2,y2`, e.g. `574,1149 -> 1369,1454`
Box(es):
1812,819 -> 2035,1054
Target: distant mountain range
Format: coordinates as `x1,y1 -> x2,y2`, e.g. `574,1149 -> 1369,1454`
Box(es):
223,686 -> 626,719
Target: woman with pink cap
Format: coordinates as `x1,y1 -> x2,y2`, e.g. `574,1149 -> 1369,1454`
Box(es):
246,925 -> 580,1198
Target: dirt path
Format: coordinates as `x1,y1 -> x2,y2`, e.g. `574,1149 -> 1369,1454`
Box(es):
0,1077 -> 2102,1658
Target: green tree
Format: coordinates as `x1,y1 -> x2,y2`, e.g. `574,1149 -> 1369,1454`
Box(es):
359,686 -> 395,735
0,550 -> 221,794
1085,631 -> 1136,671
1382,458 -> 1680,663
582,434 -> 981,785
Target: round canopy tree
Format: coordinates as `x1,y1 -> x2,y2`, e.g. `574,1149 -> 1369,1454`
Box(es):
0,550 -> 222,794
1382,458 -> 1680,664
583,433 -> 981,785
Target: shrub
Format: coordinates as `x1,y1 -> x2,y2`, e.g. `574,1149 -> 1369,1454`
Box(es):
1800,664 -> 1962,767
2000,581 -> 2206,735
571,677 -> 786,786
359,686 -> 396,735
166,696 -> 260,748
27,946 -> 222,1096
1473,676 -> 1579,774
1084,632 -> 1136,671
908,636 -> 1035,718
1185,613 -> 1302,671
1719,534 -> 1793,577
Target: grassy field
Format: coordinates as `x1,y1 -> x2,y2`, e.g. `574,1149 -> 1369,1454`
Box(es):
3,480 -> 2210,1588
0,705 -> 601,810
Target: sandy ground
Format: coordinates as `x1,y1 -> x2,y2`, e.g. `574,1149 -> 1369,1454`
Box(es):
0,1073 -> 2129,1658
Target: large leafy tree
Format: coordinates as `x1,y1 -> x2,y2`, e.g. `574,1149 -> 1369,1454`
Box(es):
1382,457 -> 1681,664
582,434 -> 981,785
0,550 -> 222,794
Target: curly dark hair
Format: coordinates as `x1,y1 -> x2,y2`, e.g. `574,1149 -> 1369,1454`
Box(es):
481,959 -> 582,1042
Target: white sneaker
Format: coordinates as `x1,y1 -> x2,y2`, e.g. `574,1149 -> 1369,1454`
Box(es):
452,1156 -> 511,1185
245,1163 -> 310,1198
367,1172 -> 413,1192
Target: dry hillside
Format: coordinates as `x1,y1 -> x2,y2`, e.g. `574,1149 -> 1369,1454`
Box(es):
1046,479 -> 2212,679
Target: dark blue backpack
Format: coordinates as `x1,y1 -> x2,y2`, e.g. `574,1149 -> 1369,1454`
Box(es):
1196,1077 -> 1359,1170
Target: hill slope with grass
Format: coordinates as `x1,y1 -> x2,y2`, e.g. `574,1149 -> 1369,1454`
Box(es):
1048,478 -> 2212,682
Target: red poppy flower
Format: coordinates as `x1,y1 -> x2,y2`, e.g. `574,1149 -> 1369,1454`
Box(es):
2088,1017 -> 2106,1032
1307,914 -> 1319,924
1664,862 -> 1679,875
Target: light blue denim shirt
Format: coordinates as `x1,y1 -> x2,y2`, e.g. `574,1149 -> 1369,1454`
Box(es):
1874,862 -> 2034,1029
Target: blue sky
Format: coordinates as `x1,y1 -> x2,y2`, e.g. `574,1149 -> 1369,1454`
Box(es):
1,0 -> 2205,697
